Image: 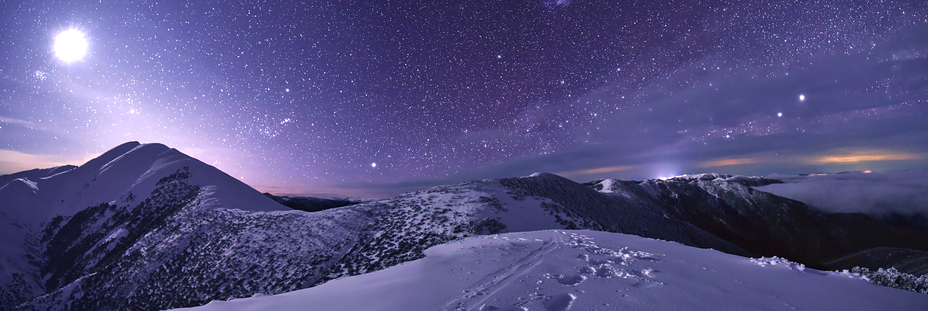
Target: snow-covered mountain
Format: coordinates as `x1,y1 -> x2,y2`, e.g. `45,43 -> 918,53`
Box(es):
0,142 -> 291,309
2,142 -> 927,309
586,173 -> 928,274
175,230 -> 928,311
0,143 -> 739,309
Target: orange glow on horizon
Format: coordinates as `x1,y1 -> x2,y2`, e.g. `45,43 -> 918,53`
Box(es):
812,151 -> 923,164
699,158 -> 758,167
558,165 -> 635,176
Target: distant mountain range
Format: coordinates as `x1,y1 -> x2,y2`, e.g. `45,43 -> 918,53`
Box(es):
586,175 -> 928,273
261,193 -> 363,213
1,142 -> 926,309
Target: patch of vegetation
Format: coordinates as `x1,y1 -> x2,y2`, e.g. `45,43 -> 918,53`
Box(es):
475,196 -> 506,211
851,266 -> 928,294
454,218 -> 507,235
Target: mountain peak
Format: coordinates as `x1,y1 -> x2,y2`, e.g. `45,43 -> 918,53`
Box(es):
650,173 -> 783,187
79,141 -> 141,171
0,141 -> 287,225
520,172 -> 568,180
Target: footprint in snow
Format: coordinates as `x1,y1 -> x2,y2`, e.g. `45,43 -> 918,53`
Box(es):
593,264 -> 618,278
577,265 -> 595,275
479,304 -> 527,311
542,293 -> 577,311
549,274 -> 586,286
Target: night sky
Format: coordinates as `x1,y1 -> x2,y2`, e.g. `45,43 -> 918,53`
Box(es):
1,0 -> 927,197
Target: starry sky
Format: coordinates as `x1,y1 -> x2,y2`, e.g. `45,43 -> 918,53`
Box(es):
1,0 -> 927,198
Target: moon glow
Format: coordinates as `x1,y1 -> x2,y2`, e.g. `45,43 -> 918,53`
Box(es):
54,29 -> 88,62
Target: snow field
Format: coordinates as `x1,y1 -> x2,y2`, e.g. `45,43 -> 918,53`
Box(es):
177,230 -> 928,311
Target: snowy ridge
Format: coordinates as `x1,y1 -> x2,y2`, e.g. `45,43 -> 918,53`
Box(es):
0,153 -> 638,309
3,142 -> 928,309
12,171 -> 598,309
176,230 -> 928,311
1,157 -> 743,309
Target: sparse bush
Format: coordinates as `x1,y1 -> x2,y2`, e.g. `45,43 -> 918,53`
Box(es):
851,266 -> 928,294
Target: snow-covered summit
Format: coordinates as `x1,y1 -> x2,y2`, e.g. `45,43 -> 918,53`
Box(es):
0,141 -> 289,309
0,141 -> 286,224
645,173 -> 783,186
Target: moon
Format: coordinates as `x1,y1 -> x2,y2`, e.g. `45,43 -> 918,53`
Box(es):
54,29 -> 88,62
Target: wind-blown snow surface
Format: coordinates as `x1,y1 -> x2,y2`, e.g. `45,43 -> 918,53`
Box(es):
178,230 -> 928,311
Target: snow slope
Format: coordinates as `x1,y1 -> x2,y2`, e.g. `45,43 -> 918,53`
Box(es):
177,230 -> 928,311
0,142 -> 289,309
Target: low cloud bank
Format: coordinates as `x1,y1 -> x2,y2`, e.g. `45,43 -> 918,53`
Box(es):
756,170 -> 928,215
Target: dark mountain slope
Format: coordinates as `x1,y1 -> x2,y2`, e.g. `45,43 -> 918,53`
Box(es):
590,174 -> 928,272
498,173 -> 749,256
823,247 -> 928,276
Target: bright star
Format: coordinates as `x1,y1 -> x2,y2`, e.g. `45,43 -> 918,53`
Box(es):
371,162 -> 376,168
799,94 -> 805,102
54,29 -> 88,62
778,112 -> 783,117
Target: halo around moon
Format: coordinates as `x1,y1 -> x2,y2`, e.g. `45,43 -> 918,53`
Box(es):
54,29 -> 88,62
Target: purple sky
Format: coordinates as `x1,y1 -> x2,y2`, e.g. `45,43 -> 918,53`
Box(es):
2,0 -> 927,198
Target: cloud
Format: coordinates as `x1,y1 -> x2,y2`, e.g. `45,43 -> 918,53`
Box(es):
0,116 -> 61,135
756,169 -> 928,216
0,116 -> 38,128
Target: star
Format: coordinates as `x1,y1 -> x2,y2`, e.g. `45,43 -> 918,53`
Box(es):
1,0 -> 924,198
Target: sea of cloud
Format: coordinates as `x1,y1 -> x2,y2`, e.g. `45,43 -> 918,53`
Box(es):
757,169 -> 928,216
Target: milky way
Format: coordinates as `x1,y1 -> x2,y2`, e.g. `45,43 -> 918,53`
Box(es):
1,0 -> 926,197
